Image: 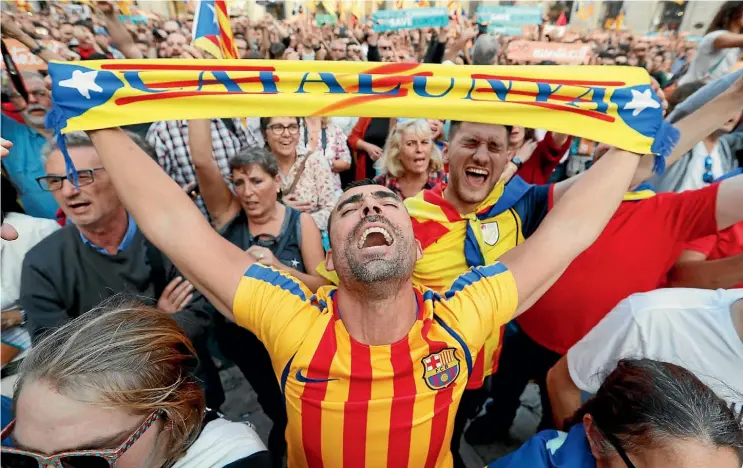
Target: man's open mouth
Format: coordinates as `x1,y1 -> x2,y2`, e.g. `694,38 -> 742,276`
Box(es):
464,167 -> 490,187
358,226 -> 394,249
68,201 -> 91,210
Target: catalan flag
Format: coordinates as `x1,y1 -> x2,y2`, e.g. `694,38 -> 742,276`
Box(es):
191,0 -> 238,59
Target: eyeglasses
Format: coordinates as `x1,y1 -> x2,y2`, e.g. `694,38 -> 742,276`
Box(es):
267,124 -> 299,136
36,168 -> 105,191
702,155 -> 715,184
0,410 -> 162,468
594,420 -> 636,468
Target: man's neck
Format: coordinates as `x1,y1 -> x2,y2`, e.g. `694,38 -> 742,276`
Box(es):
443,187 -> 480,215
732,299 -> 743,344
77,208 -> 130,255
336,280 -> 418,345
703,134 -> 720,153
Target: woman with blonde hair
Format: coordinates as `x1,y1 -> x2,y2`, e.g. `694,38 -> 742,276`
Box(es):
1,301 -> 270,468
373,119 -> 447,199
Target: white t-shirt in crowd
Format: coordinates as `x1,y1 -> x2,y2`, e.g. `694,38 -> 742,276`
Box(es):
1,212 -> 60,310
676,140 -> 725,192
568,288 -> 743,411
173,417 -> 266,468
679,30 -> 742,85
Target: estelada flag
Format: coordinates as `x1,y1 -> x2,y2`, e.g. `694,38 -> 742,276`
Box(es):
45,60 -> 679,176
191,0 -> 238,59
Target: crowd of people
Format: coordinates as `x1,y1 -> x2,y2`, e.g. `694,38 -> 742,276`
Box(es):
1,1 -> 743,468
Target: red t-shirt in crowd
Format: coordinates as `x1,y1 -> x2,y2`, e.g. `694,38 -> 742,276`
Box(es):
683,221 -> 743,288
517,184 -> 720,355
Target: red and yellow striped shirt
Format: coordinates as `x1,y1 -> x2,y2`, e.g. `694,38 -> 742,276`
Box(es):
233,262 -> 518,467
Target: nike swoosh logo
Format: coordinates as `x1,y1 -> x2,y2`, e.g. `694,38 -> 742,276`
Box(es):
295,370 -> 338,384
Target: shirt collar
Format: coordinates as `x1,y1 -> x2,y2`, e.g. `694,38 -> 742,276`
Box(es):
79,214 -> 138,255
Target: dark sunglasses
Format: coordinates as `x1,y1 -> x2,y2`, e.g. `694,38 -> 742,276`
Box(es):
1,410 -> 162,468
703,155 -> 715,184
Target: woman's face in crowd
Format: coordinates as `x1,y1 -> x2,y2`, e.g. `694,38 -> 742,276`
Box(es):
509,126 -> 526,147
584,417 -> 742,468
399,129 -> 432,176
265,117 -> 300,159
73,26 -> 94,47
11,381 -> 169,468
232,164 -> 279,218
652,54 -> 664,71
428,119 -> 444,140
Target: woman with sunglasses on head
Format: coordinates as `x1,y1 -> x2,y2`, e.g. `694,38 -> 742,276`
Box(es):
488,358 -> 743,468
1,301 -> 270,468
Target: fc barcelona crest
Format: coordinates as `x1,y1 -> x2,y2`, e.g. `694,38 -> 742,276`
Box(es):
421,348 -> 460,390
480,221 -> 500,246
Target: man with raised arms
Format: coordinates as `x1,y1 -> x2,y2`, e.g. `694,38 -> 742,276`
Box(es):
85,124 -> 646,467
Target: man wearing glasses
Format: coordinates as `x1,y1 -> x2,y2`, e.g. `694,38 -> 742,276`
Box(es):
18,132 -> 226,409
0,71 -> 59,219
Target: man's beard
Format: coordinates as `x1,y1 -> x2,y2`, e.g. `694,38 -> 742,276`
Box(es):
22,105 -> 47,127
342,215 -> 414,284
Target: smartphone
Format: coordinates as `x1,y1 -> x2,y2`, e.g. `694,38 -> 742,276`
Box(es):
1,40 -> 28,103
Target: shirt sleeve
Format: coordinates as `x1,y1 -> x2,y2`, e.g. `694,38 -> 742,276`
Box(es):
682,233 -> 717,257
146,123 -> 171,176
232,264 -> 320,364
659,184 -> 720,242
440,262 -> 519,349
567,297 -> 643,393
668,68 -> 743,124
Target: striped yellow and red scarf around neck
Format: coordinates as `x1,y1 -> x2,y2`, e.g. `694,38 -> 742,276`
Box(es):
45,60 -> 678,183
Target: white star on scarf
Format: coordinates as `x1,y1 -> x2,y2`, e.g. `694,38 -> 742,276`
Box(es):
623,89 -> 660,117
59,70 -> 103,99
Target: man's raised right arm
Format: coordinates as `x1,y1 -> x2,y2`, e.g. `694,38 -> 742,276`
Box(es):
87,128 -> 254,320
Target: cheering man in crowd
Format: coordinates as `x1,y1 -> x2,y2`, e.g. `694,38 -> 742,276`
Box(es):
82,110 -> 651,466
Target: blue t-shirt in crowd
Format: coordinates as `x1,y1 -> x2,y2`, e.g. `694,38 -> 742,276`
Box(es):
488,425 -> 595,468
1,114 -> 59,219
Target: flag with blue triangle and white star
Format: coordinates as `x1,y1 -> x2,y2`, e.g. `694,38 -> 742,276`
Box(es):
45,60 -> 678,167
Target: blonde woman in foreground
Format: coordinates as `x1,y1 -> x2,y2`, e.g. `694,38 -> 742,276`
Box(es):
0,301 -> 271,468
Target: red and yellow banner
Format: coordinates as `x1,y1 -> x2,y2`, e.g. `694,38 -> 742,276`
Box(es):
47,59 -> 675,156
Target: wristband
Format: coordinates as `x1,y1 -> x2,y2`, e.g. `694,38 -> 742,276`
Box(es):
511,157 -> 524,169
